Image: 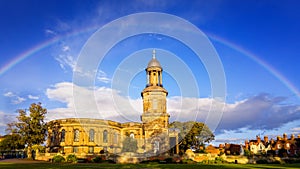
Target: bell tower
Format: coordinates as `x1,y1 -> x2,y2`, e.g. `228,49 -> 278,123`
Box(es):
141,50 -> 169,154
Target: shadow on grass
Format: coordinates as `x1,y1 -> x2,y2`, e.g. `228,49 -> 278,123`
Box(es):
1,162 -> 300,169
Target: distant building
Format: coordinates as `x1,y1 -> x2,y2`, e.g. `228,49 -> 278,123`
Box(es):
222,143 -> 241,155
205,144 -> 220,155
245,133 -> 300,156
46,50 -> 179,156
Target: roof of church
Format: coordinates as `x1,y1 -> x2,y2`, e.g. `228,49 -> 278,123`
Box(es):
147,49 -> 161,68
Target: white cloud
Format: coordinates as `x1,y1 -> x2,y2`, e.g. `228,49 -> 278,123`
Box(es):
97,70 -> 111,83
4,91 -> 14,97
3,91 -> 26,104
55,54 -> 76,71
0,111 -> 17,135
290,127 -> 300,133
45,29 -> 57,36
12,96 -> 26,104
45,82 -> 300,135
218,94 -> 300,132
215,137 -> 245,144
62,45 -> 70,52
46,82 -> 140,122
28,94 -> 39,100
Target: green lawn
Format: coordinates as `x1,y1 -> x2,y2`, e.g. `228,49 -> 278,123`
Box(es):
1,162 -> 300,169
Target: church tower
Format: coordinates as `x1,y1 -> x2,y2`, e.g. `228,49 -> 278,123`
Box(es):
141,50 -> 170,154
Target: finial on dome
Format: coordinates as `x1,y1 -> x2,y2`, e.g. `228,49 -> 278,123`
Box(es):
152,49 -> 156,59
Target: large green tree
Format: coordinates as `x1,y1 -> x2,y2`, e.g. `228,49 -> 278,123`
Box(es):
8,102 -> 48,159
0,134 -> 25,151
169,121 -> 214,152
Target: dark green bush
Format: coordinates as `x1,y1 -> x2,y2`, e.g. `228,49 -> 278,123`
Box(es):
66,154 -> 77,163
181,158 -> 196,164
214,157 -> 225,164
52,154 -> 65,163
92,156 -> 103,163
165,157 -> 174,163
256,159 -> 268,164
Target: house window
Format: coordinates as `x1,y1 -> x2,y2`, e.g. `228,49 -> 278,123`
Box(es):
61,129 -> 65,142
89,129 -> 95,142
103,130 -> 108,143
277,144 -> 281,149
88,146 -> 94,153
113,133 -> 118,144
74,129 -> 80,142
73,147 -> 78,153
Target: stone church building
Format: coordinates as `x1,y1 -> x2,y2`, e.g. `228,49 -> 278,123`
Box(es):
47,51 -> 179,156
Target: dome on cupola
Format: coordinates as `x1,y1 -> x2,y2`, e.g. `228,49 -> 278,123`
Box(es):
147,49 -> 161,68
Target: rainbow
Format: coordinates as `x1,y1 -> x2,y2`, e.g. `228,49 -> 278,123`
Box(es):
0,37 -> 59,76
208,33 -> 299,98
0,29 -> 298,98
0,26 -> 97,76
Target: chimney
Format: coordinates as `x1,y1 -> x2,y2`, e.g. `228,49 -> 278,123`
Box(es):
291,134 -> 295,140
245,140 -> 249,150
283,133 -> 287,141
257,135 -> 261,143
277,135 -> 281,141
264,135 -> 269,143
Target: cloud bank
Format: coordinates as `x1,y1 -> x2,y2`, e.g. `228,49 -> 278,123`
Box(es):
46,82 -> 300,134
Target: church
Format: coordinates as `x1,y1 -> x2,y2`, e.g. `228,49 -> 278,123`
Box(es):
47,51 -> 179,157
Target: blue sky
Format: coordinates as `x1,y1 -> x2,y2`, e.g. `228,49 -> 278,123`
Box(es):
0,0 -> 299,145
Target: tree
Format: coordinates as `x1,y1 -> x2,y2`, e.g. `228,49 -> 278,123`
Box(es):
121,137 -> 138,152
8,103 -> 48,159
169,121 -> 214,152
0,134 -> 25,151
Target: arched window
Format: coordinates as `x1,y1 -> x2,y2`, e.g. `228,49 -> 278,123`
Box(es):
61,129 -> 65,142
51,130 -> 57,143
113,133 -> 118,144
130,132 -> 135,139
74,129 -> 80,142
153,140 -> 159,153
89,129 -> 95,142
103,130 -> 108,143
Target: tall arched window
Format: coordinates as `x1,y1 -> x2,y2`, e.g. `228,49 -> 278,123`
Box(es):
51,130 -> 57,143
61,129 -> 65,142
103,130 -> 108,143
74,129 -> 80,142
113,132 -> 118,144
89,129 -> 95,142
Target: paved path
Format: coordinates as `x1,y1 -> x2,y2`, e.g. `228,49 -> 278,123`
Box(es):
0,158 -> 48,163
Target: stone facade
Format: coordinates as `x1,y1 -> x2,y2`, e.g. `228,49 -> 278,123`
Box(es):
46,50 -> 179,157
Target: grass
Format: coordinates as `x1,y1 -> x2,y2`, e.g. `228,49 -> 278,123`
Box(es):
1,161 -> 300,169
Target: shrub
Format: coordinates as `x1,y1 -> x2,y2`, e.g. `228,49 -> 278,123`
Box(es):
256,159 -> 268,164
181,159 -> 196,164
165,157 -> 174,163
214,157 -> 225,164
66,154 -> 77,163
52,154 -> 65,163
244,149 -> 251,156
92,156 -> 103,163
